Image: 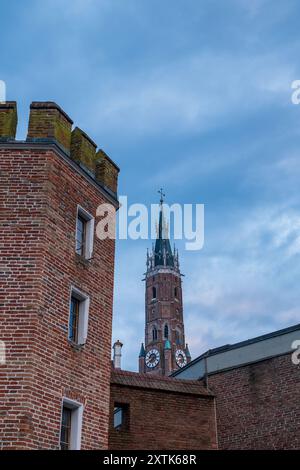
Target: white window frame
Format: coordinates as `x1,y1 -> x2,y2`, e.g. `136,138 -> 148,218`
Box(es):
69,286 -> 90,345
75,205 -> 95,260
60,397 -> 84,450
0,340 -> 6,365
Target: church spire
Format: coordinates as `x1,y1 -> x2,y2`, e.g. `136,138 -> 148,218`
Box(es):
152,189 -> 175,269
140,190 -> 191,376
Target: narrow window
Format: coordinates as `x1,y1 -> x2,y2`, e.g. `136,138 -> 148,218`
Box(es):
164,324 -> 169,339
152,326 -> 158,341
60,406 -> 72,450
152,287 -> 156,299
76,215 -> 86,256
60,399 -> 83,450
69,296 -> 80,343
113,403 -> 129,430
174,287 -> 178,298
68,288 -> 90,345
175,330 -> 181,345
75,206 -> 95,260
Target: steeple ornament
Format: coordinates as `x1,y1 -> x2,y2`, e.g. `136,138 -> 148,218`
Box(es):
158,188 -> 165,205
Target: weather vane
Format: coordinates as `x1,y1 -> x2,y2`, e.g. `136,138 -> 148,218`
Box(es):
158,188 -> 165,205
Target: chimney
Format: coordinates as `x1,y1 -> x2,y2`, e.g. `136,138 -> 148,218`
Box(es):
0,101 -> 17,139
112,340 -> 123,369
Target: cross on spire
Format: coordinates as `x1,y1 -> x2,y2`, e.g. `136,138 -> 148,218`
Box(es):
158,188 -> 165,205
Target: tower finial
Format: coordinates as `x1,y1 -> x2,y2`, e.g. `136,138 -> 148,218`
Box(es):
158,188 -> 165,205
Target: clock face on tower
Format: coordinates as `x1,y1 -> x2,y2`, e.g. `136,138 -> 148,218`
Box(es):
145,348 -> 160,368
175,349 -> 187,368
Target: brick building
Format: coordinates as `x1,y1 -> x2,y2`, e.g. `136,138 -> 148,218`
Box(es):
0,101 -> 119,449
0,100 -> 218,452
173,323 -> 300,449
2,100 -> 299,451
109,369 -> 217,450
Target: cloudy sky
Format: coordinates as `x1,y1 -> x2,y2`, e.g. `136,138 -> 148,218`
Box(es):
2,0 -> 300,370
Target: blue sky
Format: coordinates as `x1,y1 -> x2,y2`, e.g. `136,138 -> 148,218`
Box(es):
2,0 -> 300,370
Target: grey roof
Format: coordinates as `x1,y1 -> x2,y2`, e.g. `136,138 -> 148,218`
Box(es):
172,323 -> 300,379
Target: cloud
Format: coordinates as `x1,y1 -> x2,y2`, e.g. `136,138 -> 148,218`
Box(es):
83,51 -> 296,138
234,0 -> 270,17
278,307 -> 300,323
173,202 -> 300,359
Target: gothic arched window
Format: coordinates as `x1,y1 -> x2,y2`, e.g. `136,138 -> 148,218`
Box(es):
152,326 -> 158,341
164,324 -> 169,339
174,287 -> 178,298
175,330 -> 181,345
152,287 -> 157,299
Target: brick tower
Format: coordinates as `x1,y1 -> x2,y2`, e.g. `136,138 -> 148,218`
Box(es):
139,192 -> 191,376
0,101 -> 119,449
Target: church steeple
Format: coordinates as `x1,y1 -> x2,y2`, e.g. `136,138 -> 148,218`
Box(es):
153,193 -> 175,268
139,191 -> 191,376
147,190 -> 180,273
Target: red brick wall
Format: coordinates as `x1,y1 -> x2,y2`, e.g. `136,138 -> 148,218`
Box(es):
208,353 -> 300,449
108,384 -> 217,450
0,145 -> 116,449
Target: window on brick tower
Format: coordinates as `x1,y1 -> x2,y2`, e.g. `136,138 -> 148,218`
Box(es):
60,399 -> 83,450
175,330 -> 181,345
68,288 -> 90,345
174,287 -> 178,298
60,406 -> 72,450
152,326 -> 158,341
152,286 -> 157,299
76,214 -> 86,256
164,324 -> 169,339
75,206 -> 94,260
69,296 -> 80,343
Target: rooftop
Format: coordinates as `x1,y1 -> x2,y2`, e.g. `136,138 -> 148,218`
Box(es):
172,322 -> 300,378
111,369 -> 213,397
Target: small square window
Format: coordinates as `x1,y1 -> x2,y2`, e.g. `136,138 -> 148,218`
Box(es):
60,399 -> 83,450
68,288 -> 90,345
75,206 -> 94,260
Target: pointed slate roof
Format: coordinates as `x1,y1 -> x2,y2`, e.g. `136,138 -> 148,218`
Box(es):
139,343 -> 146,357
154,203 -> 174,268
